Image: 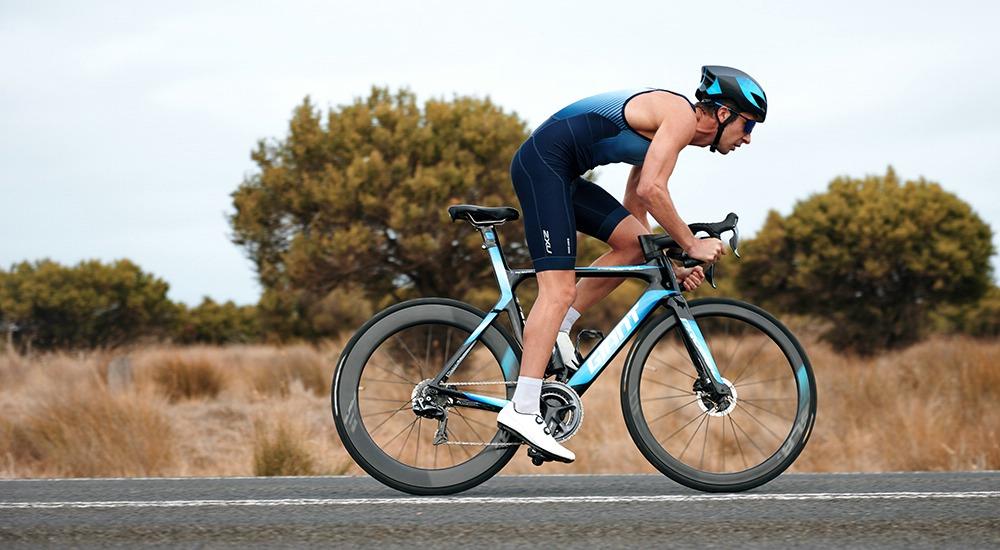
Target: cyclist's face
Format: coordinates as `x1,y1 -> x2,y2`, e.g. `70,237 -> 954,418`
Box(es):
716,107 -> 756,155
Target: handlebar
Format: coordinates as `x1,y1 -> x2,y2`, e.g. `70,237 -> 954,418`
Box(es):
637,213 -> 741,289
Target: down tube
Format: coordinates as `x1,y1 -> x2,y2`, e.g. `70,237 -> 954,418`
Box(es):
567,289 -> 676,393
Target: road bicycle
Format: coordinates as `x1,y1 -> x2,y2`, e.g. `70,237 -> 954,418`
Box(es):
332,204 -> 816,495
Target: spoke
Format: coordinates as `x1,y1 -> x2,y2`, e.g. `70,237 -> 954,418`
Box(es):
433,432 -> 439,469
699,415 -> 711,469
368,361 -> 418,385
460,350 -> 495,383
651,355 -> 697,380
678,412 -> 710,460
363,403 -> 411,417
360,397 -> 410,404
398,417 -> 420,461
742,397 -> 795,401
449,410 -> 496,430
741,398 -> 792,421
722,325 -> 746,377
736,374 -> 788,389
728,415 -> 748,469
362,377 -> 415,387
385,417 -> 418,459
729,412 -> 769,459
453,409 -> 488,443
662,409 -> 709,443
414,417 -> 423,467
646,394 -> 695,402
365,403 -> 412,435
393,334 -> 429,381
423,326 -> 433,380
735,403 -> 785,443
445,433 -> 458,464
731,336 -> 771,384
721,413 -> 726,472
649,398 -> 701,424
445,330 -> 452,363
643,377 -> 695,395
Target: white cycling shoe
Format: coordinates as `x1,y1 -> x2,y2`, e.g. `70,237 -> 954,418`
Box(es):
497,402 -> 576,463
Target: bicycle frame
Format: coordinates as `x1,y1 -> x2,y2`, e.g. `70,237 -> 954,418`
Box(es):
429,224 -> 731,412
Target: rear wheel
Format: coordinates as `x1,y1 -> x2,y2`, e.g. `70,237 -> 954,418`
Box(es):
332,299 -> 521,495
621,298 -> 816,492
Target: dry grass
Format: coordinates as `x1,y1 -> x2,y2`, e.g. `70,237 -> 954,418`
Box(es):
0,389 -> 175,477
150,357 -> 226,401
253,415 -> 317,476
793,336 -> 1000,472
0,336 -> 997,479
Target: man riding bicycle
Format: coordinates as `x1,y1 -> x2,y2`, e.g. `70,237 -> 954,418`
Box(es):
497,65 -> 768,463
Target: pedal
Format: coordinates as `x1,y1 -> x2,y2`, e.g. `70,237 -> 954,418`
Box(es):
527,447 -> 553,467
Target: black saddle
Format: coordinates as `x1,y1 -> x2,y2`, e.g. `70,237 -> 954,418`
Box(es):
447,204 -> 520,226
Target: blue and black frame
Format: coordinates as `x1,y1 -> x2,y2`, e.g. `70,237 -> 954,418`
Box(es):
429,220 -> 738,410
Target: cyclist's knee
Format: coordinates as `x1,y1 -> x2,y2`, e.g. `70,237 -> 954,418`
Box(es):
608,217 -> 646,262
537,273 -> 577,308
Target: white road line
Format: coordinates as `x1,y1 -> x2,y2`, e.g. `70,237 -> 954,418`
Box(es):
1,491 -> 998,509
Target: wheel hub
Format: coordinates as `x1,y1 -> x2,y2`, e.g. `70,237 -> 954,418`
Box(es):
696,377 -> 738,417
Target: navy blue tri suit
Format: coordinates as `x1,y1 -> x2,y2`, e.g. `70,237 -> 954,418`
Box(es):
510,88 -> 694,271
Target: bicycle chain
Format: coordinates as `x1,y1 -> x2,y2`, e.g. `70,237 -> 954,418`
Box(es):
438,380 -> 519,446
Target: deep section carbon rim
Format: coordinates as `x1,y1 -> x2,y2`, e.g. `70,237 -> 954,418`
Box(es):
333,300 -> 520,495
622,299 -> 816,492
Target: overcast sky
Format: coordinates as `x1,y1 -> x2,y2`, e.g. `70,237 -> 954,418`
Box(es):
2,0 -> 998,305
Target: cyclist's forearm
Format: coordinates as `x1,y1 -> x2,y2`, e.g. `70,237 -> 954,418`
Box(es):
636,184 -> 695,250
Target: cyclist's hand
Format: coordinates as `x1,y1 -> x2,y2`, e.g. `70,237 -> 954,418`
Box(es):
677,266 -> 705,292
687,238 -> 726,264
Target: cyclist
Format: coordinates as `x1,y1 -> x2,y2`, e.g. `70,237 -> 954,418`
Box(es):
497,65 -> 767,463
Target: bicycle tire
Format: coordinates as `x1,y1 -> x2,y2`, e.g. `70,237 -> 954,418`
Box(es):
621,298 -> 817,492
332,298 -> 521,495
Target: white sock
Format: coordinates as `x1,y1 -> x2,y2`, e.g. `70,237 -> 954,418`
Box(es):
559,307 -> 581,333
511,376 -> 542,415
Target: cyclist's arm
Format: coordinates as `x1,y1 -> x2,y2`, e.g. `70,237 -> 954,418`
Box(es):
622,166 -> 650,231
635,112 -> 698,250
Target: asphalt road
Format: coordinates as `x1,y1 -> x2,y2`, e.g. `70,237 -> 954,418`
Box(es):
2,472 -> 999,548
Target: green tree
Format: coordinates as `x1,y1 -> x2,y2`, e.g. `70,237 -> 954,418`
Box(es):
0,259 -> 176,350
230,87 -> 531,339
174,297 -> 261,345
735,167 -> 994,354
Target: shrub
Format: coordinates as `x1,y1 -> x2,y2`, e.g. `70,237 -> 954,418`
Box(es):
0,259 -> 176,351
736,167 -> 994,354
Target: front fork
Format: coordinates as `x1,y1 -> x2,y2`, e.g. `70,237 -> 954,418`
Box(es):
664,295 -> 732,399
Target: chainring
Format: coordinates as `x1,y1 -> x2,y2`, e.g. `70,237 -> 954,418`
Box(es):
540,381 -> 584,442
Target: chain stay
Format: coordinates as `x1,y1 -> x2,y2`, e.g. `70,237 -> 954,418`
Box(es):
436,380 -> 518,446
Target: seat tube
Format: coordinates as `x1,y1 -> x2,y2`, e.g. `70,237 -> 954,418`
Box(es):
479,226 -> 514,311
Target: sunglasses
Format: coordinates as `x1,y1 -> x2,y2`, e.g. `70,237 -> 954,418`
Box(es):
715,102 -> 756,134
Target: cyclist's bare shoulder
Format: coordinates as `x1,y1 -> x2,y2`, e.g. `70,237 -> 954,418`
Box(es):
624,91 -> 696,142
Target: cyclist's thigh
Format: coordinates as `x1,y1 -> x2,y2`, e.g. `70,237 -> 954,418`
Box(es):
571,176 -> 631,243
510,140 -> 577,272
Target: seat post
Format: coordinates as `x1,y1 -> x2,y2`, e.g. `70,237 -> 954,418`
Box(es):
478,225 -> 511,275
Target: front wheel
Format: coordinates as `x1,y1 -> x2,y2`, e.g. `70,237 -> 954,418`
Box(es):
621,298 -> 817,492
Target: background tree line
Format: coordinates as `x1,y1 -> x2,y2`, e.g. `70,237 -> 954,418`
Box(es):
2,87 -> 996,354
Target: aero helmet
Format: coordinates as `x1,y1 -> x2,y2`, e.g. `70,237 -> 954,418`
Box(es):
696,65 -> 767,122
695,65 -> 767,152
